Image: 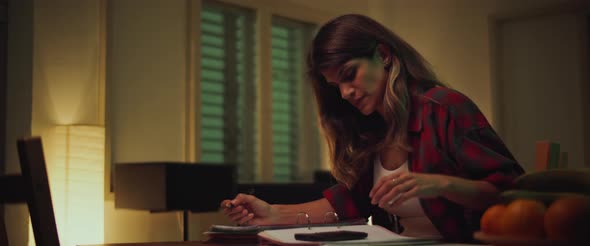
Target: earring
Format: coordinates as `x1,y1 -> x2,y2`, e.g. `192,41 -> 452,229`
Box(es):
383,60 -> 391,67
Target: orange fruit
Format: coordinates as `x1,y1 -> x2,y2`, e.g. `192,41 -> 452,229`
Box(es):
481,204 -> 506,235
544,195 -> 590,241
499,199 -> 546,238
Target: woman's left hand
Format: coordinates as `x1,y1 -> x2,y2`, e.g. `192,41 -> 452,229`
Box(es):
369,172 -> 450,208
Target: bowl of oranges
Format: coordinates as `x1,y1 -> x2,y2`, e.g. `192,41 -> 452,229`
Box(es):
475,169 -> 590,246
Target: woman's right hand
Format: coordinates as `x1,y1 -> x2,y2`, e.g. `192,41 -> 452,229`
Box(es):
220,193 -> 277,225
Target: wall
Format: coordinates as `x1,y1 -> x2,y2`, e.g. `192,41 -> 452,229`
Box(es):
105,0 -> 189,242
0,0 -> 6,178
0,0 -> 5,234
4,0 -> 34,245
497,13 -> 587,170
285,0 -> 368,18
32,0 -> 103,133
368,0 -> 576,124
108,0 -> 187,166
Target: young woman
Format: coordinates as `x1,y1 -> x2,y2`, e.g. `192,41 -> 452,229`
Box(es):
220,14 -> 524,242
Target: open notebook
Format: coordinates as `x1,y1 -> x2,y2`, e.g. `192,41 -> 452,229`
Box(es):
258,224 -> 439,246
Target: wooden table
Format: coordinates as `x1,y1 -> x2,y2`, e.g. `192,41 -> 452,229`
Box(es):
85,242 -> 244,246
85,242 -> 486,246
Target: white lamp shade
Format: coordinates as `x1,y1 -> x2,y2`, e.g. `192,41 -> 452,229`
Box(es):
30,125 -> 105,246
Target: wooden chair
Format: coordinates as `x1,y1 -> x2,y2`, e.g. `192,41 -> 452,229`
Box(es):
0,137 -> 60,246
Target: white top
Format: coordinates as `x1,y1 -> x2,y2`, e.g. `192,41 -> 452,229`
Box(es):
373,157 -> 442,239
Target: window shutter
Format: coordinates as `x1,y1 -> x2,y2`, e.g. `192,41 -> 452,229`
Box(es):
200,3 -> 256,182
271,17 -> 316,182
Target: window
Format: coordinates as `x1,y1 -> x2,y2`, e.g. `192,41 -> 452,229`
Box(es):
198,1 -> 322,183
199,2 -> 256,182
271,16 -> 317,182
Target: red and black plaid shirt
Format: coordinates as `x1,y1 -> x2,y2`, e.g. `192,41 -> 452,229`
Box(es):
322,86 -> 525,242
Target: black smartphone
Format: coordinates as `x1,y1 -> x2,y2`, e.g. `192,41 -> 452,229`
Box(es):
294,230 -> 368,241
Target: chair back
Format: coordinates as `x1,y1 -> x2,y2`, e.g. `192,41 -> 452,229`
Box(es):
0,137 -> 60,246
0,209 -> 8,246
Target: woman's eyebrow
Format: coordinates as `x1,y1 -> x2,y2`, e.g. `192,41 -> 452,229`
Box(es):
337,63 -> 359,80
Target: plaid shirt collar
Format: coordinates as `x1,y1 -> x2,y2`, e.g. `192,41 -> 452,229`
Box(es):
408,94 -> 423,133
408,82 -> 437,133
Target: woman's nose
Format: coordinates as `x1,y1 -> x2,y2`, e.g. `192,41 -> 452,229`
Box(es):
339,84 -> 355,100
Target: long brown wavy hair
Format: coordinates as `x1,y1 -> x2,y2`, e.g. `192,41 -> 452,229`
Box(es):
307,14 -> 445,188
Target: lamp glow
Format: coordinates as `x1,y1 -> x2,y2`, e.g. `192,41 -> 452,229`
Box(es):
30,125 -> 105,246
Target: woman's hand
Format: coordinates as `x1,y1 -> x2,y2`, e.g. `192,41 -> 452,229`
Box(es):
369,172 -> 450,209
220,193 -> 277,225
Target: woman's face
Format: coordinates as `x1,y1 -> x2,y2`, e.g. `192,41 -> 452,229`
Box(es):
321,57 -> 388,116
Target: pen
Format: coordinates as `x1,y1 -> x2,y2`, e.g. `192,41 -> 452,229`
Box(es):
222,189 -> 255,209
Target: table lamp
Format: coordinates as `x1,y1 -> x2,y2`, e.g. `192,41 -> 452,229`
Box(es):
114,162 -> 236,241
